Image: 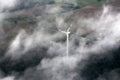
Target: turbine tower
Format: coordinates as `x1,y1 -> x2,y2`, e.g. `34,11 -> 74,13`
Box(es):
58,24 -> 72,58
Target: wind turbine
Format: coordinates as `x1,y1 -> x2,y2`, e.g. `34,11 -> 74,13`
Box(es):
58,24 -> 72,58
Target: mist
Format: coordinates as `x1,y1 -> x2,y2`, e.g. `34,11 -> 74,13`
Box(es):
0,0 -> 120,80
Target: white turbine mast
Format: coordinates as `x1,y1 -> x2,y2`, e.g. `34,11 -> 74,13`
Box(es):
58,24 -> 72,58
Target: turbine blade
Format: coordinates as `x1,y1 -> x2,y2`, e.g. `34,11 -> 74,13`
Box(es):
67,24 -> 72,31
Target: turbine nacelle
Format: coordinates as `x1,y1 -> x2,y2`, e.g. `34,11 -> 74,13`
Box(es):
58,24 -> 72,34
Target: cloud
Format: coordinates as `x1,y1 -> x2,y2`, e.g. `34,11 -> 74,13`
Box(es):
0,76 -> 15,80
0,2 -> 120,80
74,5 -> 120,80
0,0 -> 16,11
0,0 -> 17,46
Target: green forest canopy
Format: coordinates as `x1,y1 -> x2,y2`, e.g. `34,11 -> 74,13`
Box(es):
76,0 -> 112,7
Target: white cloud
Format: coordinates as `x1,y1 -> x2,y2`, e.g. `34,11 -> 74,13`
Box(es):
0,76 -> 15,80
4,4 -> 120,80
0,0 -> 16,9
37,56 -> 78,80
